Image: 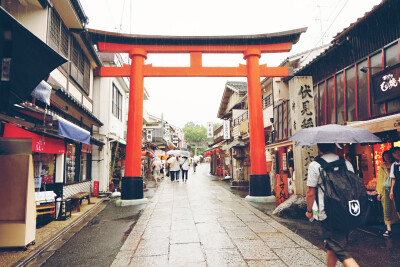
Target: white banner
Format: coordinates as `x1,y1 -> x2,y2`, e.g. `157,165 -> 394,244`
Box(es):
223,120 -> 230,139
207,122 -> 213,138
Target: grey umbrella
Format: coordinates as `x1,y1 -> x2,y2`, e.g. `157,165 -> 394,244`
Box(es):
289,124 -> 381,146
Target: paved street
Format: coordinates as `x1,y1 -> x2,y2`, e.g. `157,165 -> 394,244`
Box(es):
112,164 -> 327,267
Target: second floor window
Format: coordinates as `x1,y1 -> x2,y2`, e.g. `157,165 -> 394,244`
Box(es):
112,84 -> 123,120
48,8 -> 90,95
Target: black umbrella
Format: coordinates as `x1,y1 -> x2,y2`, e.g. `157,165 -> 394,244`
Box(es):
0,6 -> 67,109
289,124 -> 381,146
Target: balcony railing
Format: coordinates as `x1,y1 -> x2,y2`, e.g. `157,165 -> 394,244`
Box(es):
233,111 -> 249,127
263,94 -> 272,109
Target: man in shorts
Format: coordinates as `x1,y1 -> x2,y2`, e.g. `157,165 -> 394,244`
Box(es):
305,143 -> 359,267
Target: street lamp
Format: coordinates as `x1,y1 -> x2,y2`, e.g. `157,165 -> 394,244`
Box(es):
360,66 -> 385,73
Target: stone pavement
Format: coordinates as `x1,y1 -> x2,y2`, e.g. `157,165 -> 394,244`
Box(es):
112,165 -> 328,266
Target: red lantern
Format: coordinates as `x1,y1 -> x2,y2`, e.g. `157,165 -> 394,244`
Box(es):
217,148 -> 221,153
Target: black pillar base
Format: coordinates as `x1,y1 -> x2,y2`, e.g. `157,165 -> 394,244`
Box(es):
121,176 -> 143,200
249,174 -> 271,197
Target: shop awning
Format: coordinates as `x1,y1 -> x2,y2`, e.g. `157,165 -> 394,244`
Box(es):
348,113 -> 400,133
265,140 -> 294,150
56,116 -> 90,144
222,140 -> 247,150
3,123 -> 65,154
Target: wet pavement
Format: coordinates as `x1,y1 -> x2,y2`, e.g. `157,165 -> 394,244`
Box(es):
112,164 -> 329,266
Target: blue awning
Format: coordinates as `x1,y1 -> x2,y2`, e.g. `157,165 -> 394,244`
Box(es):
57,116 -> 90,144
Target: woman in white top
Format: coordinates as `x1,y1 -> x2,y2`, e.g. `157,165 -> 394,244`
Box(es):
180,156 -> 190,183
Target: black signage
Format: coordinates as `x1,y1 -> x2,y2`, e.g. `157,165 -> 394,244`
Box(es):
372,64 -> 400,104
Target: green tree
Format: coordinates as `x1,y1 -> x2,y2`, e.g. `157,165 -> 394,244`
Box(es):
183,122 -> 208,156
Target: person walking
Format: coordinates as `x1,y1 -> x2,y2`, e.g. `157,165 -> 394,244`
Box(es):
180,156 -> 190,183
173,155 -> 181,182
376,150 -> 396,237
305,143 -> 359,267
193,160 -> 198,173
167,155 -> 177,182
152,158 -> 162,185
389,147 -> 400,215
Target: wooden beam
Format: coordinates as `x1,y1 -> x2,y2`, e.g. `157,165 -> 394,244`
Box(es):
96,65 -> 292,78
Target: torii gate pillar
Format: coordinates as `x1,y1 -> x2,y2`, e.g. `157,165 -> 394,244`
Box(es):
120,48 -> 147,200
244,49 -> 271,197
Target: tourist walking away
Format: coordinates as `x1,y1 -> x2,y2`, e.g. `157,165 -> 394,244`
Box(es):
390,147 -> 400,215
193,160 -> 198,172
173,155 -> 181,182
305,143 -> 361,267
377,150 -> 396,237
152,158 -> 162,185
167,155 -> 176,182
180,156 -> 190,183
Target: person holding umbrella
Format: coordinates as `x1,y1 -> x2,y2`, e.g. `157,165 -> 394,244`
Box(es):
290,124 -> 381,267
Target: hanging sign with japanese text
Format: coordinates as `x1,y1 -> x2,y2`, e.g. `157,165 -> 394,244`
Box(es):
223,120 -> 230,139
207,122 -> 213,138
372,65 -> 400,103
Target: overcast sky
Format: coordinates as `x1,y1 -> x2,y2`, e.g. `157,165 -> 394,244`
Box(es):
81,0 -> 382,128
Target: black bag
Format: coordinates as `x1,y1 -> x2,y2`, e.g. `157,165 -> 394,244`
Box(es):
315,156 -> 369,231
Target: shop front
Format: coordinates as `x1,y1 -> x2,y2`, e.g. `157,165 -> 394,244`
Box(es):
3,123 -> 65,190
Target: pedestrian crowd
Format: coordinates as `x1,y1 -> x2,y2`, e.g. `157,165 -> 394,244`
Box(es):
150,153 -> 199,185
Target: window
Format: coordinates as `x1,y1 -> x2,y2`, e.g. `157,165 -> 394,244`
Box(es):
336,72 -> 345,125
385,43 -> 400,114
370,52 -> 385,117
66,143 -> 76,184
48,8 -> 90,95
282,101 -> 287,139
357,60 -> 369,120
345,67 -> 356,122
318,82 -> 325,125
326,77 -> 335,124
112,84 -> 123,120
80,152 -> 87,182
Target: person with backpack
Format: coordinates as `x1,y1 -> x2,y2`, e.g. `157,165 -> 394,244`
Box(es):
305,143 -> 361,267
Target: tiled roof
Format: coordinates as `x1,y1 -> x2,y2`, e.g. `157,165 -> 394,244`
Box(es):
226,81 -> 247,93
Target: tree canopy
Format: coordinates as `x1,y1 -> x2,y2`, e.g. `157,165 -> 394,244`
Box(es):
183,122 -> 208,155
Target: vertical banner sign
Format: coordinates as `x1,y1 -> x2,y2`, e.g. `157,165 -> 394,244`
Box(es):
289,77 -> 318,195
275,173 -> 289,206
223,120 -> 230,139
164,123 -> 170,140
207,122 -> 213,138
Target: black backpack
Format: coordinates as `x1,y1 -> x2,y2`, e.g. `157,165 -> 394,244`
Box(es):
315,156 -> 369,231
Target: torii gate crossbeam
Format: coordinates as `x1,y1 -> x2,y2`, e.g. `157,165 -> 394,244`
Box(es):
87,28 -> 307,201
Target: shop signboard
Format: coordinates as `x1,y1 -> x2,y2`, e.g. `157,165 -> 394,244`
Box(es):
275,173 -> 289,206
207,122 -> 213,138
372,64 -> 400,103
223,120 -> 230,139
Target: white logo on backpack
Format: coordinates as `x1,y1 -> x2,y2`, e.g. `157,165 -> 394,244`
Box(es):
349,200 -> 360,216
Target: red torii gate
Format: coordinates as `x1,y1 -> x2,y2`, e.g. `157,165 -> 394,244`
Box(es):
87,28 -> 306,200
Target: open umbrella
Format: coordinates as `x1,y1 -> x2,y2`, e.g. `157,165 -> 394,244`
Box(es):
166,150 -> 181,156
289,124 -> 381,146
0,7 -> 68,109
180,150 -> 191,158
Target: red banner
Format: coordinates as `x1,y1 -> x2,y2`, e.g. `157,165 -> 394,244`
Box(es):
3,123 -> 65,154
